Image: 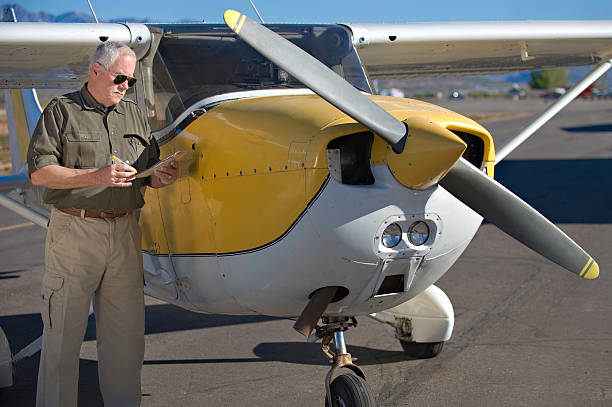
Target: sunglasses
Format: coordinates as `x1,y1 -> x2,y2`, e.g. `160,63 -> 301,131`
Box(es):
113,74 -> 137,87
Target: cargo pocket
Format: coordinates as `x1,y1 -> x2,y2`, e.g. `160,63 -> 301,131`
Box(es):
40,273 -> 64,330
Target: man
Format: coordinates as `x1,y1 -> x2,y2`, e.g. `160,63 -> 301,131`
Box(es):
27,41 -> 178,406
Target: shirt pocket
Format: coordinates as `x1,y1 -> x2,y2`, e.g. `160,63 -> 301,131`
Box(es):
125,134 -> 150,172
63,130 -> 106,169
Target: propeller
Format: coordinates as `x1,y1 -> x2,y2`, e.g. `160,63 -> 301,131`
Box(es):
223,10 -> 408,152
440,158 -> 598,278
223,10 -> 599,280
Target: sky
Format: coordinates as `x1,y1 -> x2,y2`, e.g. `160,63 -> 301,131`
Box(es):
13,0 -> 612,24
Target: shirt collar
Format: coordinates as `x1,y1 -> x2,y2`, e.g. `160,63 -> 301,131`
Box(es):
80,84 -> 125,115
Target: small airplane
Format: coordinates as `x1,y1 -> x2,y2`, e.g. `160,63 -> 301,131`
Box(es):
0,4 -> 609,405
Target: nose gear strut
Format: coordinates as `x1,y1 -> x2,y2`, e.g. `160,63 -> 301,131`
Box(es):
314,317 -> 375,406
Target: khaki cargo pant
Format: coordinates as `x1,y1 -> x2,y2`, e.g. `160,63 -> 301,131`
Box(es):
36,208 -> 145,407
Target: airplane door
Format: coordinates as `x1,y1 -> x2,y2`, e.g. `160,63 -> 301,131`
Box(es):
140,188 -> 181,302
143,253 -> 179,301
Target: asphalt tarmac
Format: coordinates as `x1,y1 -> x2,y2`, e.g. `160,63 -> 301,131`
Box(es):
0,97 -> 611,406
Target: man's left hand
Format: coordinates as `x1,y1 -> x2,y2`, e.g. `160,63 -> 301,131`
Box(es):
151,161 -> 179,188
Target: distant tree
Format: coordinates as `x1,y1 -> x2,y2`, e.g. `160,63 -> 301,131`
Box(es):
529,68 -> 569,89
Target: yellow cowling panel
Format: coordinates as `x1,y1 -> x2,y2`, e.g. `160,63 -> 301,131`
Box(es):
386,116 -> 467,189
140,93 -> 495,254
157,174 -> 217,254
145,95 -> 339,254
367,95 -> 495,179
204,171 -> 302,253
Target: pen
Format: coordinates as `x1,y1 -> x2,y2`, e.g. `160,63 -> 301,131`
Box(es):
111,155 -> 137,173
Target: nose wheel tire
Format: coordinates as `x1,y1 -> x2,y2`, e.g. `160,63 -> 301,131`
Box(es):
324,373 -> 376,407
399,340 -> 444,359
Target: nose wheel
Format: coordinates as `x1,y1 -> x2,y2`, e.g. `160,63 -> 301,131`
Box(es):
315,317 -> 376,407
325,373 -> 375,407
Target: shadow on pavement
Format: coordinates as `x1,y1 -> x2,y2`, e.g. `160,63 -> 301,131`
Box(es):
1,304 -> 410,405
140,341 -> 408,367
0,270 -> 26,280
0,304 -> 282,348
495,158 -> 612,223
562,124 -> 612,132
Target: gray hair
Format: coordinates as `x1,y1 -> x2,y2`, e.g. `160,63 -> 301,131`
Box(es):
91,41 -> 136,70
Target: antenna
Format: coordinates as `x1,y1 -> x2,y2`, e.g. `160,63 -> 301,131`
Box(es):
2,6 -> 17,22
86,0 -> 99,23
248,0 -> 265,24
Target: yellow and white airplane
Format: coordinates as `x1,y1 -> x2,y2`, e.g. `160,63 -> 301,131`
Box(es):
0,6 -> 609,405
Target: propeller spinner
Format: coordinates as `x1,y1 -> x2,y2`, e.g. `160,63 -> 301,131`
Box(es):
223,10 -> 598,280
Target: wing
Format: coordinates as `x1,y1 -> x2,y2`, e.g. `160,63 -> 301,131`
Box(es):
0,21 -> 152,228
344,21 -> 612,78
0,22 -> 151,88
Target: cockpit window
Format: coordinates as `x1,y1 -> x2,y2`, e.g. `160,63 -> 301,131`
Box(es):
145,23 -> 371,131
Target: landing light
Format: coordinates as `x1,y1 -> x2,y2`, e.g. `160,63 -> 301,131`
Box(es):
407,221 -> 429,246
382,223 -> 402,248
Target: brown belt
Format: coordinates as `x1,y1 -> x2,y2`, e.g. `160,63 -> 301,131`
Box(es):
56,206 -> 129,219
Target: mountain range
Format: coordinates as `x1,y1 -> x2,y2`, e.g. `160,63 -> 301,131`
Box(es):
0,3 -> 195,23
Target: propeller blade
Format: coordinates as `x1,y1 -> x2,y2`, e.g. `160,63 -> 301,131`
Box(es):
223,10 -> 408,152
441,159 -> 598,279
223,10 -> 599,279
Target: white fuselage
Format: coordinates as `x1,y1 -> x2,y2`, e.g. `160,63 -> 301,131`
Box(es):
143,163 -> 483,317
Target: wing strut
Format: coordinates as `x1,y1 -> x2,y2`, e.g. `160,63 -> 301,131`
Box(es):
0,302 -> 94,389
496,57 -> 612,163
0,192 -> 48,229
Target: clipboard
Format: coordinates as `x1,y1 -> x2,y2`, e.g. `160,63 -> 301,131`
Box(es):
136,151 -> 186,179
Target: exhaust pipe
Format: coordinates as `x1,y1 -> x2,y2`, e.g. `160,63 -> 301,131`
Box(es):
293,286 -> 339,337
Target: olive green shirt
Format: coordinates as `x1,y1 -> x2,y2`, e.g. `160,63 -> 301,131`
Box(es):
27,85 -> 160,213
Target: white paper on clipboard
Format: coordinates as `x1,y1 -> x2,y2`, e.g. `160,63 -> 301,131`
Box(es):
135,151 -> 186,179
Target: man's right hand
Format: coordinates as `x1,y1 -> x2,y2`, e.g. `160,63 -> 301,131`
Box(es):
95,163 -> 137,187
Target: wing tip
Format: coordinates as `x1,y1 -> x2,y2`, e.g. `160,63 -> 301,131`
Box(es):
580,258 -> 599,280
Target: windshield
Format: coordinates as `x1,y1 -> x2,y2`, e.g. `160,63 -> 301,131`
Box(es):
144,23 -> 371,131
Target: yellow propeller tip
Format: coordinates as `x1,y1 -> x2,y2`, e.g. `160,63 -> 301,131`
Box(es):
223,10 -> 245,33
580,258 -> 599,280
